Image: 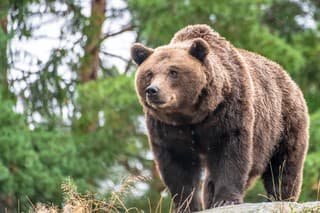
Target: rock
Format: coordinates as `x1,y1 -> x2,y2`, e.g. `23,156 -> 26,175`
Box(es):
199,202 -> 320,213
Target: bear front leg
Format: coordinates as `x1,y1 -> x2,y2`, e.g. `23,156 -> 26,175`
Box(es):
203,127 -> 253,209
151,142 -> 202,212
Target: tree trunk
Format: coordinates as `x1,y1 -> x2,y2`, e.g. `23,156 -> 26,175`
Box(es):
77,0 -> 106,132
0,3 -> 15,210
0,0 -> 10,100
79,0 -> 106,83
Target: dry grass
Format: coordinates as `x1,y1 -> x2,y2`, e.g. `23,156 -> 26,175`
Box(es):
316,180 -> 320,201
32,176 -> 155,213
258,161 -> 299,202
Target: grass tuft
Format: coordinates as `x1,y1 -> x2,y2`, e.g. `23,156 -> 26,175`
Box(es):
32,176 -> 152,213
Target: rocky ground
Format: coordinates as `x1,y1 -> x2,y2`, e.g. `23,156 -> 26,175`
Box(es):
199,202 -> 320,213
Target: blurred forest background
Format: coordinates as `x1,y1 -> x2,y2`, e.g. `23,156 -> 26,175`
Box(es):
0,0 -> 319,211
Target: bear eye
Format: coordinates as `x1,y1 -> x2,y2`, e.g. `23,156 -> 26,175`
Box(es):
169,70 -> 178,79
145,71 -> 153,81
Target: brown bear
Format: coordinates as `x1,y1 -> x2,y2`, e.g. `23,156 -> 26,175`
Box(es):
131,24 -> 309,212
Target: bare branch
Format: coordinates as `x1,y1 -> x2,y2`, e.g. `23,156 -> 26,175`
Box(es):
101,51 -> 129,62
124,33 -> 140,74
30,18 -> 66,31
32,35 -> 61,40
101,24 -> 135,41
106,7 -> 128,13
123,61 -> 133,74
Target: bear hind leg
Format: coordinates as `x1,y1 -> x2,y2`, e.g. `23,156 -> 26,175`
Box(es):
262,116 -> 308,201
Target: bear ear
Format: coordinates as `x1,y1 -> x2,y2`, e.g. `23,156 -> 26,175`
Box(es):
131,43 -> 154,65
189,38 -> 209,62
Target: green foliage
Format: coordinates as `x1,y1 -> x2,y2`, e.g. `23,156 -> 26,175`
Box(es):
75,74 -> 144,160
0,95 -> 94,209
0,97 -> 62,208
301,110 -> 320,201
0,75 -> 145,211
244,180 -> 265,202
76,75 -> 140,131
291,31 -> 320,112
302,152 -> 320,201
309,111 -> 320,153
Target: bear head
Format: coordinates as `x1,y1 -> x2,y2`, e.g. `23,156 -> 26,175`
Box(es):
131,38 -> 224,125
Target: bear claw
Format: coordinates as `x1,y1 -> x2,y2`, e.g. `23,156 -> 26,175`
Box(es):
213,199 -> 240,208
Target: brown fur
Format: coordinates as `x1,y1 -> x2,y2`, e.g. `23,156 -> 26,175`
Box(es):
131,24 -> 309,212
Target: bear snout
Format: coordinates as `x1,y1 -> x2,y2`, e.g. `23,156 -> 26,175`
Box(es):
145,86 -> 159,96
145,86 -> 165,105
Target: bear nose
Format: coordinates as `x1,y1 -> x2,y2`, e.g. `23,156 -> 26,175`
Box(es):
145,86 -> 159,96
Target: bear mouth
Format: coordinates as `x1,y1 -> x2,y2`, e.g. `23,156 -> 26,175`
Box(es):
147,100 -> 166,108
146,95 -> 176,109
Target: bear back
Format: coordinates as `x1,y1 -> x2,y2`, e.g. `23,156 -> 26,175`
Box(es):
170,24 -> 231,50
